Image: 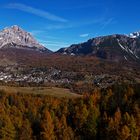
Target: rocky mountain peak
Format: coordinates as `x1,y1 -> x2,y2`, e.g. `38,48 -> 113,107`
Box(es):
0,25 -> 51,52
3,25 -> 27,35
11,25 -> 21,30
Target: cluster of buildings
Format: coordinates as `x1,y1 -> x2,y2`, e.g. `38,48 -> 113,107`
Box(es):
0,66 -> 71,85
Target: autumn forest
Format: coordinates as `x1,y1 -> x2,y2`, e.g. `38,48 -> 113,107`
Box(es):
0,83 -> 139,140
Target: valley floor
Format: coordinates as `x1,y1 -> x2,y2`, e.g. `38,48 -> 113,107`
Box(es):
0,86 -> 82,98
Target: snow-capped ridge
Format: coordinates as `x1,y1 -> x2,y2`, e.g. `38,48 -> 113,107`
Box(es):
129,31 -> 140,39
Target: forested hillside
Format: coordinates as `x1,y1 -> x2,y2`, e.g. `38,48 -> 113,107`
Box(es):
0,83 -> 139,140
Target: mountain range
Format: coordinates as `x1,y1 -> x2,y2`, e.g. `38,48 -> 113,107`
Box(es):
0,25 -> 140,63
57,34 -> 140,62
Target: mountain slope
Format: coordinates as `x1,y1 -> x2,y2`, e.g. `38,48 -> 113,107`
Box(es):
57,34 -> 140,62
0,25 -> 51,53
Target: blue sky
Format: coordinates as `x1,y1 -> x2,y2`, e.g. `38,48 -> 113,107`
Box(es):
0,0 -> 140,51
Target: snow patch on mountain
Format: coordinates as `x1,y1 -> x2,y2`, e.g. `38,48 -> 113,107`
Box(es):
129,32 -> 140,39
117,39 -> 128,52
124,56 -> 127,61
117,39 -> 139,60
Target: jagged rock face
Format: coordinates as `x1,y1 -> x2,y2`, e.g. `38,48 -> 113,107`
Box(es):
0,25 -> 51,52
57,34 -> 140,62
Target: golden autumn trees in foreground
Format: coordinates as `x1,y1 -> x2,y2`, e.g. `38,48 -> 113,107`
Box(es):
0,83 -> 139,140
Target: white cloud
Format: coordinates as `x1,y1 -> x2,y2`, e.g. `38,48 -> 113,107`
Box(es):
6,3 -> 67,22
47,3 -> 103,10
45,18 -> 105,30
80,33 -> 89,38
100,18 -> 114,30
95,18 -> 116,36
